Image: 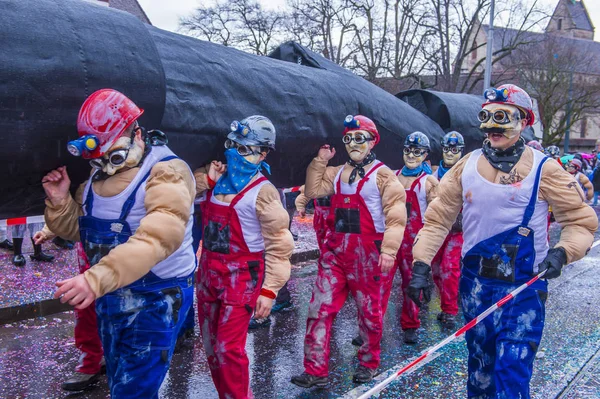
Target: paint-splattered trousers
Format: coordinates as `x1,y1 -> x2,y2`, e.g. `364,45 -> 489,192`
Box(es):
73,243 -> 104,374
95,271 -> 194,399
303,237 -> 388,377
432,231 -> 463,316
197,254 -> 264,399
394,238 -> 421,330
460,267 -> 546,399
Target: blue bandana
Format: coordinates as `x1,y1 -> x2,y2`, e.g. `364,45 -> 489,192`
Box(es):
214,149 -> 271,195
401,162 -> 432,177
437,161 -> 450,179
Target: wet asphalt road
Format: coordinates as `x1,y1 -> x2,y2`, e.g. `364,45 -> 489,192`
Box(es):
1,225 -> 600,399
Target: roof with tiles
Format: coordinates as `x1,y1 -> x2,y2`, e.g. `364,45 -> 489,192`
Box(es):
565,0 -> 594,32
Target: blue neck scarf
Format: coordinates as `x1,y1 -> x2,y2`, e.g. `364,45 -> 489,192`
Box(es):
437,161 -> 450,179
214,149 -> 271,195
401,162 -> 432,177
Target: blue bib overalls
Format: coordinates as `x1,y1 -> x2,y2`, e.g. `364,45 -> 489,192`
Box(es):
80,156 -> 194,399
460,157 -> 549,399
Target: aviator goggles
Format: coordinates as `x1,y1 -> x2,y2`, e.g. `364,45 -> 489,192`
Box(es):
224,139 -> 263,156
478,109 -> 520,125
342,133 -> 374,145
403,147 -> 427,157
442,146 -> 462,154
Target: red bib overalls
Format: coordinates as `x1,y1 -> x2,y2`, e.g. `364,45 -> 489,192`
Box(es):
197,177 -> 267,399
386,172 -> 427,330
303,162 -> 391,376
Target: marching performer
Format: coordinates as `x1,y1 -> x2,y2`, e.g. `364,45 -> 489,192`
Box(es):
194,115 -> 293,399
291,115 -> 406,386
410,84 -> 597,398
566,158 -> 594,201
431,131 -> 465,327
392,132 -> 438,344
43,89 -> 196,398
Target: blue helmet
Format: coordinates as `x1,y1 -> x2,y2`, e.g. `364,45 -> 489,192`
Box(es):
404,131 -> 430,150
545,145 -> 560,157
441,131 -> 464,147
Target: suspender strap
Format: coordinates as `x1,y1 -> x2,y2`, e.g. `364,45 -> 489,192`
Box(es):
230,177 -> 269,209
119,155 -> 179,220
336,161 -> 383,194
521,156 -> 549,227
356,162 -> 383,194
409,172 -> 427,191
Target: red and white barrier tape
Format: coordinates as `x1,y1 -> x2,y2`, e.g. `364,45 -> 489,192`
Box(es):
0,215 -> 45,228
282,186 -> 302,194
351,269 -> 547,399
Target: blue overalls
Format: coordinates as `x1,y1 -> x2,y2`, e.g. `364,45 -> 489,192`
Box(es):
460,157 -> 549,399
80,155 -> 194,399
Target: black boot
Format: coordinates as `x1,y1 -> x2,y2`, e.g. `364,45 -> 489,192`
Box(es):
30,239 -> 54,262
0,239 -> 13,250
403,328 -> 418,344
353,365 -> 377,384
290,372 -> 328,388
12,237 -> 25,267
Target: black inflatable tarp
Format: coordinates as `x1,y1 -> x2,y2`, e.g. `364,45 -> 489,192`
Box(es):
0,0 -> 445,219
396,89 -> 535,154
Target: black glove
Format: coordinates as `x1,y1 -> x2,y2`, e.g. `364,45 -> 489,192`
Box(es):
407,261 -> 433,307
538,247 -> 568,279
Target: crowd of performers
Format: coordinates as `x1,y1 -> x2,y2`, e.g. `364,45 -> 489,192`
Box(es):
31,83 -> 597,399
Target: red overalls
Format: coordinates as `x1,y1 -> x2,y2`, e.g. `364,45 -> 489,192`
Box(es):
73,242 -> 104,375
386,172 -> 427,331
313,197 -> 331,254
197,177 -> 267,399
303,163 -> 389,377
431,222 -> 463,317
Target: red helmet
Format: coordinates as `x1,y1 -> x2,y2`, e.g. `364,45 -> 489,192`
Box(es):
483,84 -> 535,126
76,89 -> 144,159
343,115 -> 380,145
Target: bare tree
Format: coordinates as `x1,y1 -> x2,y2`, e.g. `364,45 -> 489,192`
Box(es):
386,0 -> 435,80
347,0 -> 390,81
179,0 -> 285,55
422,0 -> 548,93
286,0 -> 358,67
512,34 -> 600,146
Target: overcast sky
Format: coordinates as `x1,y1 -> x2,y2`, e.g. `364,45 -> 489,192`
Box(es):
138,0 -> 600,41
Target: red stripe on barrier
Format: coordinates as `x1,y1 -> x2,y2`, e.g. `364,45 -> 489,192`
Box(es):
6,217 -> 27,226
396,353 -> 428,376
455,318 -> 477,337
496,294 -> 514,308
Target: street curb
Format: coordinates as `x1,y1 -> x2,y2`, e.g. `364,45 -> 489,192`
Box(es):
0,249 -> 321,325
0,298 -> 72,325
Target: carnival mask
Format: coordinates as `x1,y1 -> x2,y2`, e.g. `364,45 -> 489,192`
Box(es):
442,146 -> 462,167
89,133 -> 144,175
403,147 -> 428,169
344,130 -> 375,162
479,103 -> 526,148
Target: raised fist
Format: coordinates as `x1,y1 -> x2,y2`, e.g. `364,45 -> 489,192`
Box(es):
317,145 -> 336,162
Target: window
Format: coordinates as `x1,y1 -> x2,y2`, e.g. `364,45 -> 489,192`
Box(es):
471,41 -> 477,60
558,19 -> 562,30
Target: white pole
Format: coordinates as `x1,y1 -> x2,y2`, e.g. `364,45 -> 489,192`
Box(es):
483,0 -> 495,91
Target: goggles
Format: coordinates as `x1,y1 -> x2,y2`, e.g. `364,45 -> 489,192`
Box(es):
342,132 -> 374,145
224,139 -> 262,156
478,109 -> 520,125
403,147 -> 427,157
89,146 -> 131,170
442,146 -> 462,154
